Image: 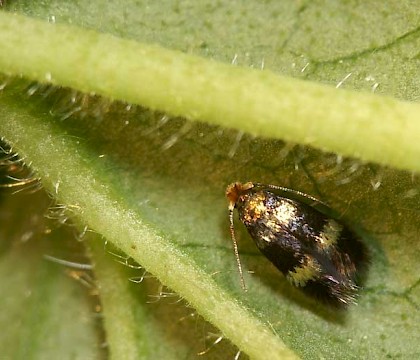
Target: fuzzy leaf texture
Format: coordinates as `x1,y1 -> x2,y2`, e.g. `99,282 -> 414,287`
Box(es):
0,2 -> 419,360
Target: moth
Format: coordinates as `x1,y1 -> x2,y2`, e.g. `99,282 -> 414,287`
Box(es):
226,182 -> 368,307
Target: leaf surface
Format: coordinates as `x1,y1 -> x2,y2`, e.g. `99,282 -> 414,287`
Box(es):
0,1 -> 419,359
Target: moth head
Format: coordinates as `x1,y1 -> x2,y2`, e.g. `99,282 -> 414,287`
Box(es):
225,181 -> 254,210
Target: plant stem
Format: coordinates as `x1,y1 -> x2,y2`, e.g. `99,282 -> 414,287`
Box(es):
0,12 -> 419,172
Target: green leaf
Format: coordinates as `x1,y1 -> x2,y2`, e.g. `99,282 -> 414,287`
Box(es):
0,191 -> 105,360
1,2 -> 419,359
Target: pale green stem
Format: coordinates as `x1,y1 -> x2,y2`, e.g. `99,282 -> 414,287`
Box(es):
0,12 -> 419,172
0,96 -> 299,359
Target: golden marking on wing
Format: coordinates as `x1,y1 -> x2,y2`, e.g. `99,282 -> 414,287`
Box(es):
273,201 -> 296,225
318,219 -> 343,248
287,257 -> 320,287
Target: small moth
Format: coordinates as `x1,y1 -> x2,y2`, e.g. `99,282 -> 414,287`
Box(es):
226,182 -> 368,307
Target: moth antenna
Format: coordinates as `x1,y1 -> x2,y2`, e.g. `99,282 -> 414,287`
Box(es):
254,182 -> 329,207
229,205 -> 247,291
